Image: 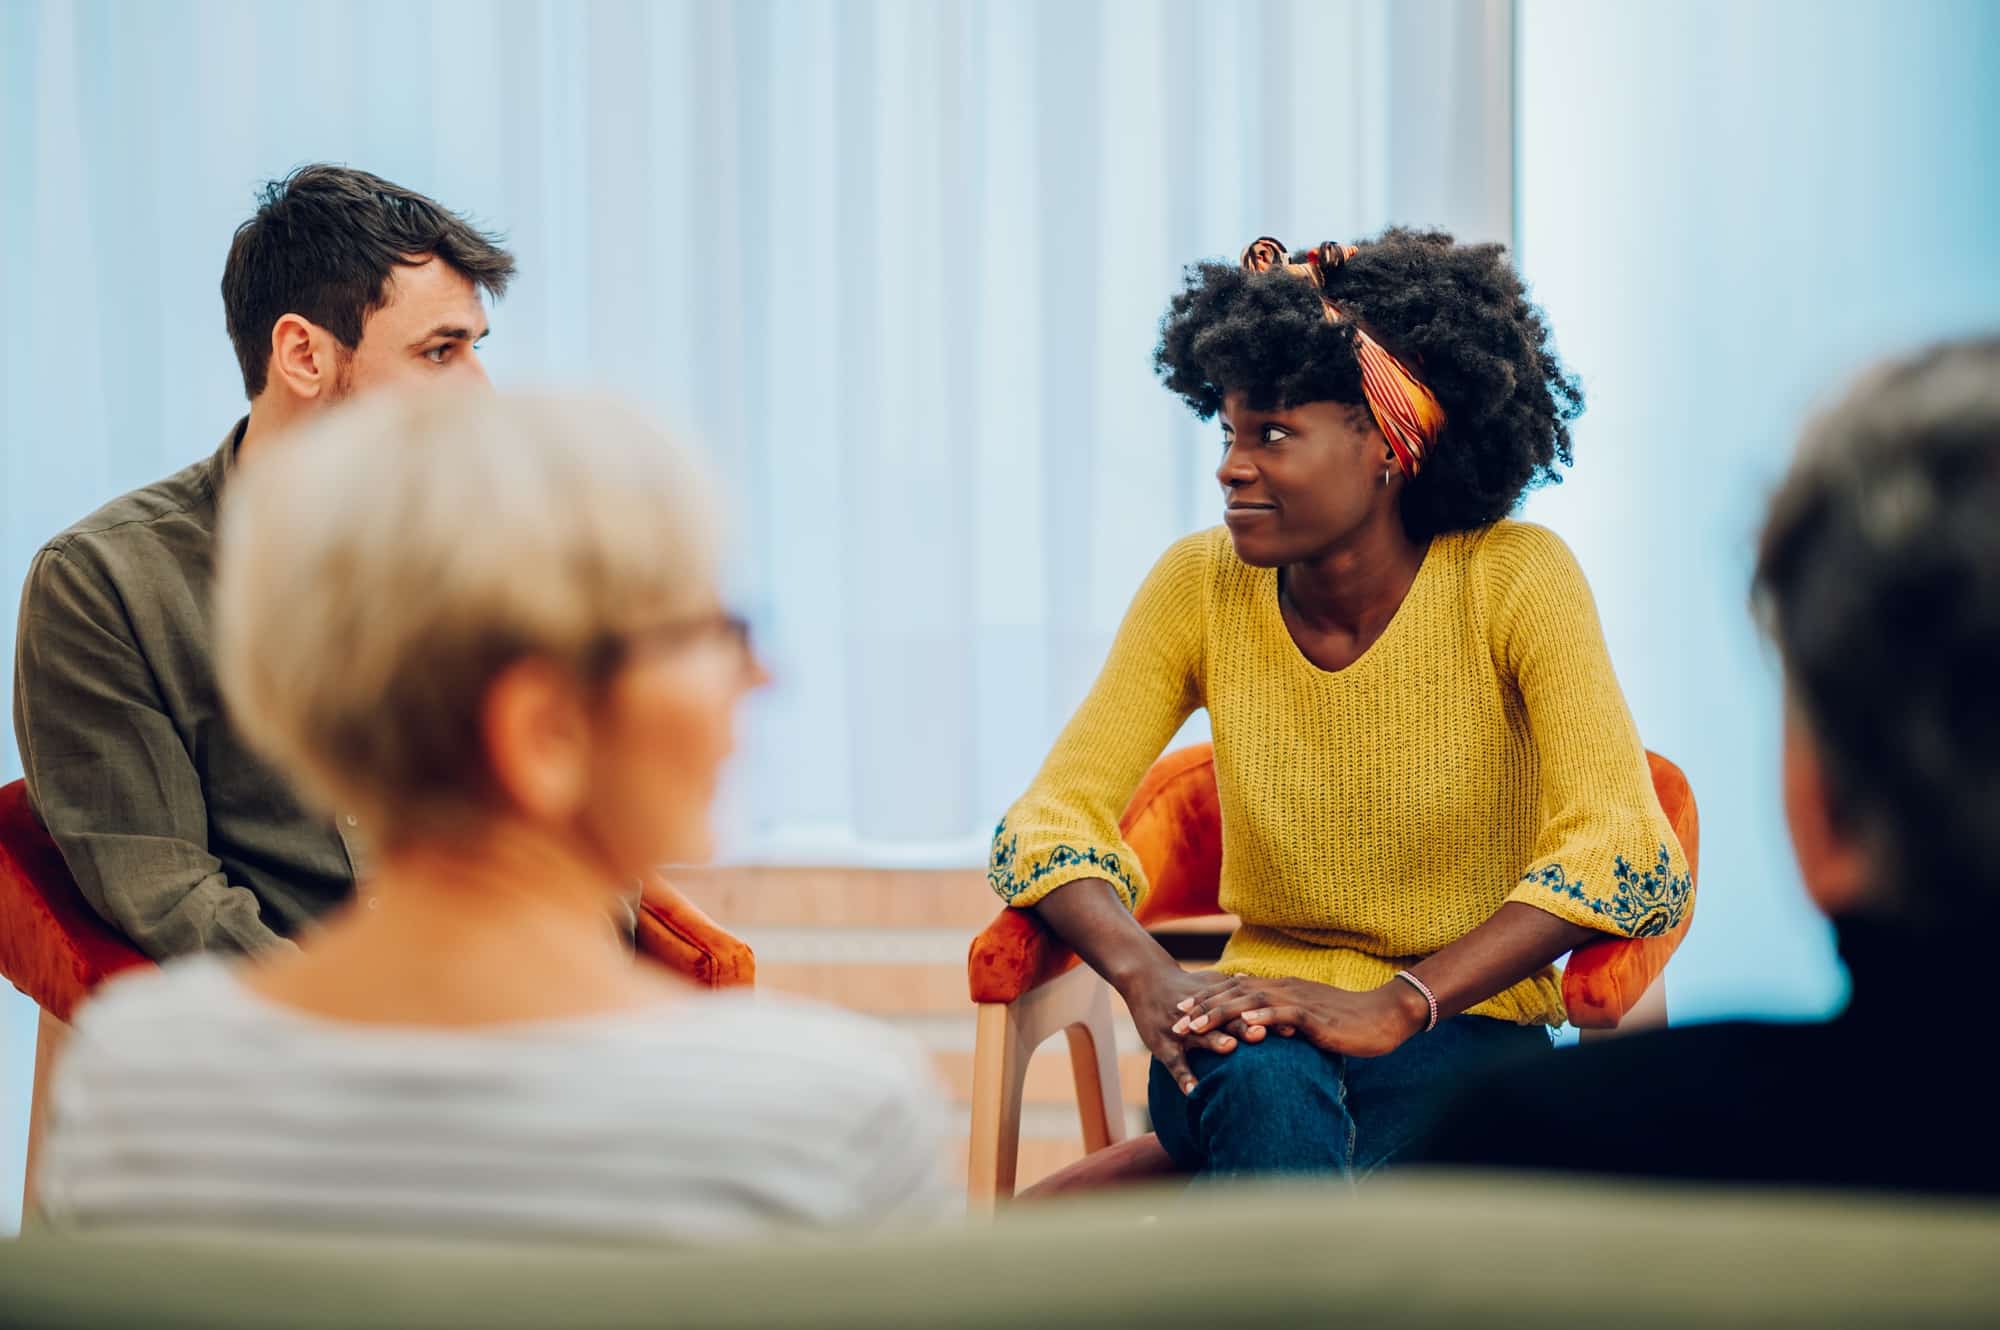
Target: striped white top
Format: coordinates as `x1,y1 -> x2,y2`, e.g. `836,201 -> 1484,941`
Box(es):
38,958 -> 958,1241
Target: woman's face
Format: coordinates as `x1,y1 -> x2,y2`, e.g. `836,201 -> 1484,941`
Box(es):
1216,390 -> 1397,567
578,610 -> 767,873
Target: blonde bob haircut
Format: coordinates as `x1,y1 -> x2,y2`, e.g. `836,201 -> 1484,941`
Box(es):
215,390 -> 720,845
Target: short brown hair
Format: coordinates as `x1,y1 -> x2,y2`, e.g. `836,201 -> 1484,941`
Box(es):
220,164 -> 516,396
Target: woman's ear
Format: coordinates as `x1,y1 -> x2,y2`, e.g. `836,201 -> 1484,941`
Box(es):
481,658 -> 592,823
1780,698 -> 1874,917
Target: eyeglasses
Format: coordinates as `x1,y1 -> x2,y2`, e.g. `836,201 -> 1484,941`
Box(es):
586,611 -> 757,679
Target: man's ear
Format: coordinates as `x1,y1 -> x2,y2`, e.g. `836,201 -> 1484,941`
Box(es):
266,313 -> 342,401
1781,701 -> 1875,917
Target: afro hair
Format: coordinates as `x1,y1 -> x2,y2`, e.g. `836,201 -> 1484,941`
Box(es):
1155,227 -> 1584,541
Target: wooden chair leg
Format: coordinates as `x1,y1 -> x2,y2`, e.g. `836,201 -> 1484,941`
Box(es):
968,965 -> 1127,1211
1062,978 -> 1126,1154
967,1002 -> 1027,1213
1623,974 -> 1668,1029
22,1009 -> 68,1221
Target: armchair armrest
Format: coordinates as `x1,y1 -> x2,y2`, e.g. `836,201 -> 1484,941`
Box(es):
4,782 -> 756,1014
972,746 -> 1702,1021
968,907 -> 1074,1004
0,779 -> 153,1022
969,744 -> 1228,1004
1563,912 -> 1691,1029
1558,751 -> 1702,1028
636,872 -> 755,988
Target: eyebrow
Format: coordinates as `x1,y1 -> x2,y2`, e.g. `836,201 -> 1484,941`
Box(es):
409,324 -> 489,348
1221,411 -> 1293,431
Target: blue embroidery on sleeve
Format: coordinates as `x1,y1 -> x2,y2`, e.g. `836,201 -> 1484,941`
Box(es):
989,819 -> 1139,910
1520,844 -> 1691,937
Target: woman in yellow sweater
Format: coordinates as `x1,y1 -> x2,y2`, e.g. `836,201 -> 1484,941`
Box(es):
988,231 -> 1692,1179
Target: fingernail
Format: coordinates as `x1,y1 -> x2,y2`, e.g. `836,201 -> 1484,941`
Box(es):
1172,1019 -> 1189,1035
1217,1036 -> 1234,1048
1191,1015 -> 1209,1031
1176,999 -> 1195,1011
1182,1080 -> 1196,1094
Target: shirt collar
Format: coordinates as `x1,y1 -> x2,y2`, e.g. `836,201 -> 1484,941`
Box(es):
205,417 -> 250,498
1832,908 -> 1968,1029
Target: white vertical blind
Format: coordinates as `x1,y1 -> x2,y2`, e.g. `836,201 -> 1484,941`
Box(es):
0,0 -> 1517,861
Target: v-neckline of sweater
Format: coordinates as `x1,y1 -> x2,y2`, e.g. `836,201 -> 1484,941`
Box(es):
1264,533 -> 1446,680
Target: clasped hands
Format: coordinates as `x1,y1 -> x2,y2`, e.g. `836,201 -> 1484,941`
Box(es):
1124,966 -> 1432,1095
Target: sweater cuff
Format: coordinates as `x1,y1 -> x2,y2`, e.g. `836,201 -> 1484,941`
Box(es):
1508,842 -> 1692,938
988,819 -> 1142,912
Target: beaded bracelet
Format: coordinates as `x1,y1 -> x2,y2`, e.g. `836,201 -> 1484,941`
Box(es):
1393,969 -> 1439,1034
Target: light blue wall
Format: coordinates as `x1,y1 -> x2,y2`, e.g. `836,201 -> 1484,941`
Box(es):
1514,0 -> 2000,1023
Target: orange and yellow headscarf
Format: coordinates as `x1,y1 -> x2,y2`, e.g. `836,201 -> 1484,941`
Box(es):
1239,237 -> 1447,478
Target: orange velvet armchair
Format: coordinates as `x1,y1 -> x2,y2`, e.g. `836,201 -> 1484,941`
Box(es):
965,743 -> 1700,1208
0,777 -> 754,1213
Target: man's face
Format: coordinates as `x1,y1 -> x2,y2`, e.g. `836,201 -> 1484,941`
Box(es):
335,256 -> 492,399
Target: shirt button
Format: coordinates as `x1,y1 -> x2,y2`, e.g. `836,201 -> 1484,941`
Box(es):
365,897 -> 380,911
344,815 -> 359,828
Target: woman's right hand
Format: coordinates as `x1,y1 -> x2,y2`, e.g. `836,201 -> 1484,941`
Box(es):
1028,877 -> 1242,1095
1116,963 -> 1238,1095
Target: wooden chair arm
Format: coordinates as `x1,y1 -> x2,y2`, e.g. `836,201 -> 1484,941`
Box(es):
968,963 -> 1128,1208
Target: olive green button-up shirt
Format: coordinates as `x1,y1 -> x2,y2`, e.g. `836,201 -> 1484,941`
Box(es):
12,422 -> 364,959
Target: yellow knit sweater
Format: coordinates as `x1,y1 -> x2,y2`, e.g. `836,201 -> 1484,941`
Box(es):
989,521 -> 1692,1027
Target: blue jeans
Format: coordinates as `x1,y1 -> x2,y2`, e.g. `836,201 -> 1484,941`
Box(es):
1148,1016 -> 1551,1181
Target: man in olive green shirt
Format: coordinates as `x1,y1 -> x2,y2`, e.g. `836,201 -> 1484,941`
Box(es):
11,164 -> 514,958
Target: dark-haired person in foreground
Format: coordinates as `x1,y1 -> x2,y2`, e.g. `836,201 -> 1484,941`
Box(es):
988,233 -> 1691,1180
12,164 -> 514,958
1418,338 -> 2000,1195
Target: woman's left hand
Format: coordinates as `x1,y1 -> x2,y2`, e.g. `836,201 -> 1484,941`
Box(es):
1172,974 -> 1430,1060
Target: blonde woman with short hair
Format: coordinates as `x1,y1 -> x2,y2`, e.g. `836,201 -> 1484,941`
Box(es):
37,391 -> 954,1239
